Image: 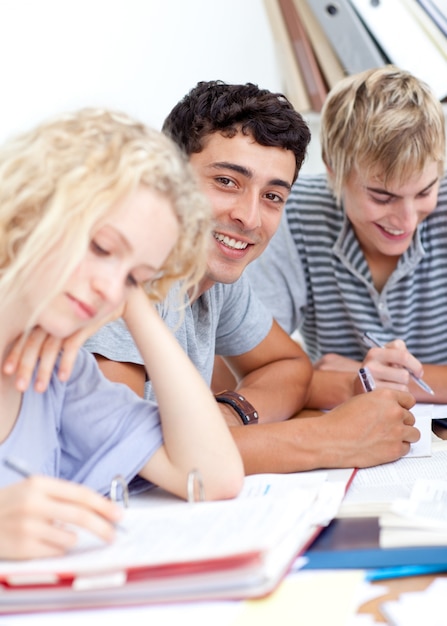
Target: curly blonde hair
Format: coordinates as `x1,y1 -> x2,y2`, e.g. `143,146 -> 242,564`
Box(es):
321,65 -> 446,205
0,108 -> 211,324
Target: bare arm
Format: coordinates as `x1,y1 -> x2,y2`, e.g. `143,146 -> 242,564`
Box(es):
230,389 -> 419,474
3,290 -> 244,502
217,321 -> 313,424
121,288 -> 244,501
95,356 -> 146,398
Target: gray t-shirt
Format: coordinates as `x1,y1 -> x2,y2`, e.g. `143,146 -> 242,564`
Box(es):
246,209 -> 306,336
85,274 -> 273,400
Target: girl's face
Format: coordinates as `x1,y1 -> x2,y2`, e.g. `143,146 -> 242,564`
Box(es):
35,185 -> 179,338
342,161 -> 440,262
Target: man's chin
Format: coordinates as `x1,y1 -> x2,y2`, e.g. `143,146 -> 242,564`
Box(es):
205,267 -> 246,286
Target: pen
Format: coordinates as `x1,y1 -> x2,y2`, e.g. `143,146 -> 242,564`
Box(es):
366,563 -> 447,582
3,456 -> 31,477
3,457 -> 127,533
362,331 -> 435,395
358,366 -> 375,393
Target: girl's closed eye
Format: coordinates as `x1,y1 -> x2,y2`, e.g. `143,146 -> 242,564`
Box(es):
126,273 -> 138,287
91,240 -> 109,256
368,191 -> 393,205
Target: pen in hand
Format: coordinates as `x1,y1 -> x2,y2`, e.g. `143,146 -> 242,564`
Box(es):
358,366 -> 376,393
3,456 -> 32,478
3,457 -> 127,534
362,331 -> 434,395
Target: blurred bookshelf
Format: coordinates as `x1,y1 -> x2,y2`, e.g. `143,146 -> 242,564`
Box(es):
264,0 -> 447,173
264,0 -> 447,114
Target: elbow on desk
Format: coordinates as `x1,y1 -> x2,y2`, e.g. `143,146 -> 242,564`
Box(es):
205,461 -> 245,502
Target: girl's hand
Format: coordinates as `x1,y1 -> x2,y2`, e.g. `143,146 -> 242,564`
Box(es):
3,306 -> 125,393
0,477 -> 123,560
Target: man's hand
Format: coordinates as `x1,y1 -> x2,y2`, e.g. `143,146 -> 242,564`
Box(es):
362,339 -> 424,392
322,388 -> 419,468
0,477 -> 123,560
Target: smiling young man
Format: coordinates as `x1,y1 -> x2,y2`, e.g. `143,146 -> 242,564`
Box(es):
86,82 -> 313,426
247,66 -> 447,411
78,80 -> 419,473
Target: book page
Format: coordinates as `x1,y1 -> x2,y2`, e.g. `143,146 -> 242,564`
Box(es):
338,442 -> 447,517
0,469 -> 354,582
0,492 -> 317,580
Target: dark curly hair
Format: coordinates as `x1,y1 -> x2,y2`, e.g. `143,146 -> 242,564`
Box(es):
163,81 -> 310,182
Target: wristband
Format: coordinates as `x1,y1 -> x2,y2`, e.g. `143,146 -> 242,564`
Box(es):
215,390 -> 259,425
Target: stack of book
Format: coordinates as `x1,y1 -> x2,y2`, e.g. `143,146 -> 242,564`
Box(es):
379,478 -> 447,548
263,0 -> 447,113
303,432 -> 447,572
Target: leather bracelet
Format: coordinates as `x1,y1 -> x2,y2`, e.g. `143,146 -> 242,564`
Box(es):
215,390 -> 259,425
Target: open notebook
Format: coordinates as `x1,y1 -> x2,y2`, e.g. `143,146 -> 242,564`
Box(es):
0,469 -> 354,614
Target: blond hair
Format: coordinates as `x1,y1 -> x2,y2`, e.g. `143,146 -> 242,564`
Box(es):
321,65 -> 446,204
0,108 -> 210,326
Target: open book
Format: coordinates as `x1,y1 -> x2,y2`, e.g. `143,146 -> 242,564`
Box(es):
338,437 -> 447,519
0,469 -> 353,614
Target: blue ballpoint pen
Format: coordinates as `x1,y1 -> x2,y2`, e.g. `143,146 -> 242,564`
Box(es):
362,331 -> 435,395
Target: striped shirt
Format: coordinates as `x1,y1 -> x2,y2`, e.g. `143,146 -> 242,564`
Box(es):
247,172 -> 447,364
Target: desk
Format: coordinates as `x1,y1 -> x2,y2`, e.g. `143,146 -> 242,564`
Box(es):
359,574 -> 447,622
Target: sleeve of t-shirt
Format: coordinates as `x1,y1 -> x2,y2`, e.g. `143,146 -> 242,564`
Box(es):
246,209 -> 307,335
214,275 -> 273,357
84,317 -> 144,366
59,349 -> 163,495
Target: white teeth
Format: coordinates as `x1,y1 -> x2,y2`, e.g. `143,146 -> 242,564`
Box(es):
213,232 -> 248,250
382,226 -> 405,236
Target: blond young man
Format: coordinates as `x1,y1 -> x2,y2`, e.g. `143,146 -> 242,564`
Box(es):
248,66 -> 447,414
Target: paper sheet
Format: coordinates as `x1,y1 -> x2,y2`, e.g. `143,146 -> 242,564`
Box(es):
232,570 -> 365,626
338,440 -> 447,518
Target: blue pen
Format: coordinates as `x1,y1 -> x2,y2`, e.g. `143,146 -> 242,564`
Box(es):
362,331 -> 435,396
366,563 -> 447,582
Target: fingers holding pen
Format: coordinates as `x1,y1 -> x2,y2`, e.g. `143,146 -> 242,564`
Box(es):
0,477 -> 123,560
362,345 -> 422,391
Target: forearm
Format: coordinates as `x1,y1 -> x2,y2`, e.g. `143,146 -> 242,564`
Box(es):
124,289 -> 243,499
411,363 -> 447,403
230,414 -> 343,474
304,370 -> 355,409
236,356 -> 312,423
231,388 -> 418,474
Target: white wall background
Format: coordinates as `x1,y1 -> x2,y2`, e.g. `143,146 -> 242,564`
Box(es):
0,0 -> 283,138
0,0 -> 323,172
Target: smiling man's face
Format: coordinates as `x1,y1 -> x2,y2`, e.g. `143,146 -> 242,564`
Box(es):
189,131 -> 296,294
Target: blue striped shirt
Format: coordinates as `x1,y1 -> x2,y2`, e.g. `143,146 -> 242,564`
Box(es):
247,172 -> 447,364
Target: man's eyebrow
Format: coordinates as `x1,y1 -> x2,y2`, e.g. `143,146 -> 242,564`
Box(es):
210,162 -> 292,191
366,177 -> 439,198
